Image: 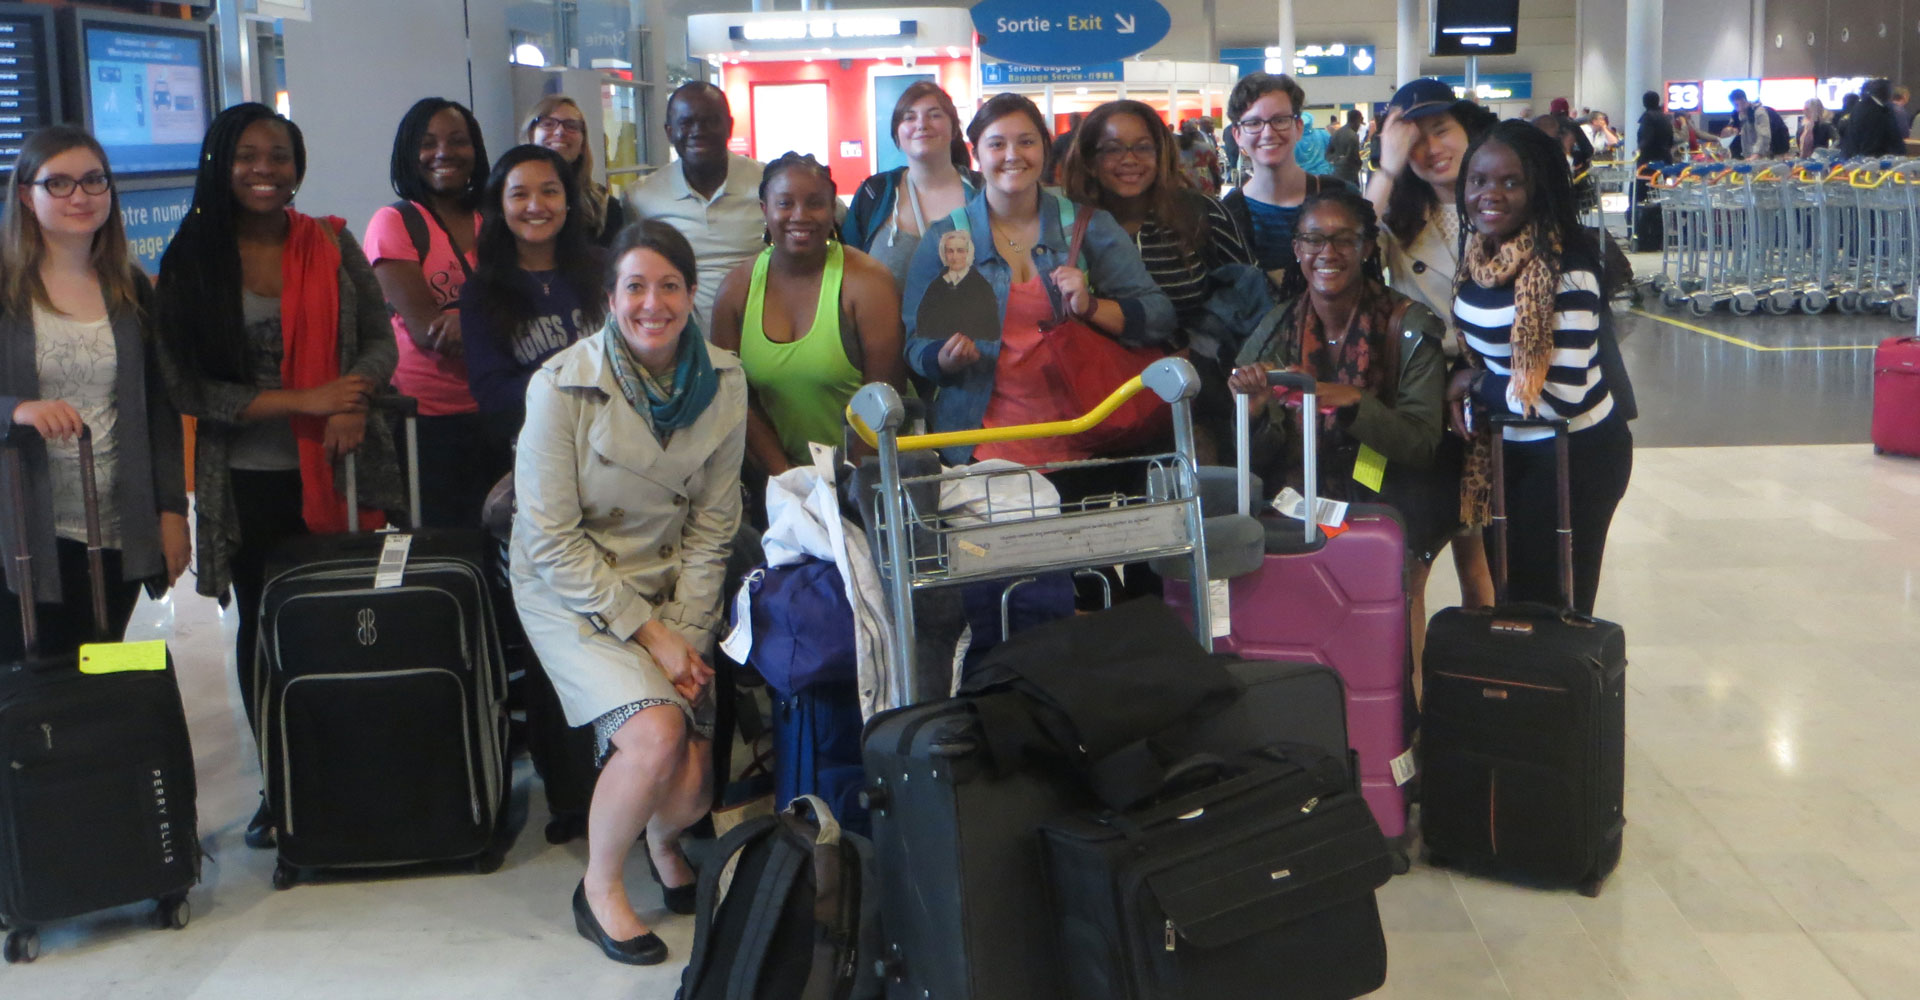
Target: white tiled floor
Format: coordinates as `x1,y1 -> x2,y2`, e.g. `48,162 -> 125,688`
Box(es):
4,443 -> 1918,998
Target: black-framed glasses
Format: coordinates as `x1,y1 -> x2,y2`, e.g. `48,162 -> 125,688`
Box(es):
1236,114 -> 1300,134
1292,232 -> 1366,254
1096,141 -> 1157,162
533,116 -> 586,135
27,172 -> 112,198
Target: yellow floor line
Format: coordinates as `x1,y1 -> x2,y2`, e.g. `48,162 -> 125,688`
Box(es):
1629,309 -> 1881,352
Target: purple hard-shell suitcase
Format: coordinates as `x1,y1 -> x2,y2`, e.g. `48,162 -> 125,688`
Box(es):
1165,371 -> 1413,863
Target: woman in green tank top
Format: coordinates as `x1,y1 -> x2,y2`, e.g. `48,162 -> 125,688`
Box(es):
711,154 -> 908,473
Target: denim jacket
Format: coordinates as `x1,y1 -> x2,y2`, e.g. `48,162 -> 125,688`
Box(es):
901,189 -> 1175,464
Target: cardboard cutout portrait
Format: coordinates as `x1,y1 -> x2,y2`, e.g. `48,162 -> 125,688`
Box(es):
916,229 -> 1000,347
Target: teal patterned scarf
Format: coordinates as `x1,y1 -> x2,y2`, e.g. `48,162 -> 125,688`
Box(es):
603,315 -> 718,438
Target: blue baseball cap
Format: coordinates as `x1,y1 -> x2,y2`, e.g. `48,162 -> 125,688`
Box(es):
1387,78 -> 1458,120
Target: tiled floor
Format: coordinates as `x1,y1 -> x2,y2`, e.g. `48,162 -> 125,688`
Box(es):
5,317 -> 1918,997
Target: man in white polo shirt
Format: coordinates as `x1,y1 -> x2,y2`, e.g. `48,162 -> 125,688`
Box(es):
626,82 -> 765,331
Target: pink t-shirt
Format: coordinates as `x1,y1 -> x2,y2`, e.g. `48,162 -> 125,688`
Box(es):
362,202 -> 482,416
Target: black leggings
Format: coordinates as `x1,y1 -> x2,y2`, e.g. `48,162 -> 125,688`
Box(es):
0,539 -> 143,663
1486,415 -> 1633,616
228,469 -> 309,737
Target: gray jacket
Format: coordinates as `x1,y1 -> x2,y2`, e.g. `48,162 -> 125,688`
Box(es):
156,226 -> 403,599
1,273 -> 188,602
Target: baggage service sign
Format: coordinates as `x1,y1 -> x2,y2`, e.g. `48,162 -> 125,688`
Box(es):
971,0 -> 1171,68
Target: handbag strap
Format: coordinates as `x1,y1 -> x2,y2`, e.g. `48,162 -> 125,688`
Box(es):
1053,203 -> 1094,325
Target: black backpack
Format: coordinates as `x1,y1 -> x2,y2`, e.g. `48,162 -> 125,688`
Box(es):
677,796 -> 884,1000
1765,106 -> 1791,155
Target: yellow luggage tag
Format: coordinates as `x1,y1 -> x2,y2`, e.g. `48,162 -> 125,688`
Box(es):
1353,443 -> 1387,494
78,639 -> 169,675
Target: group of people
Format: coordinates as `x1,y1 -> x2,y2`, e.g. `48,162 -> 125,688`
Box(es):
1,69 -> 1636,971
1633,78 -> 1912,168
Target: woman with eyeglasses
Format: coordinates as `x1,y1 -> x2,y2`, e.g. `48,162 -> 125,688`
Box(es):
523,95 -> 627,248
154,104 -> 402,849
1222,73 -> 1346,277
1,126 -> 190,663
844,80 -> 979,294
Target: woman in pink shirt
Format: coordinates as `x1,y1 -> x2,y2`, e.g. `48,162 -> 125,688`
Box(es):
364,97 -> 493,527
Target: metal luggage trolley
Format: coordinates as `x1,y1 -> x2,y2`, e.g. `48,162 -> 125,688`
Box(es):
1653,163 -> 1738,315
1841,162 -> 1920,321
845,358 -> 1213,706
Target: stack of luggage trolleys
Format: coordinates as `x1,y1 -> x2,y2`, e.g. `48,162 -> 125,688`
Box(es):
842,358 -> 1396,1000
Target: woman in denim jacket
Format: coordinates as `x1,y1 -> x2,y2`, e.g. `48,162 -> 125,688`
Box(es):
900,93 -> 1175,470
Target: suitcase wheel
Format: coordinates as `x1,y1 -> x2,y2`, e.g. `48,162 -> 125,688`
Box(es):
544,814 -> 588,845
1578,876 -> 1606,899
271,862 -> 299,891
472,848 -> 506,876
1390,849 -> 1412,876
155,894 -> 192,931
3,928 -> 39,964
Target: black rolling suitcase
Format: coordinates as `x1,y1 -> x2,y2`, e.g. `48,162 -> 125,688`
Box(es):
1039,744 -> 1391,1000
1421,416 -> 1627,895
255,401 -> 510,888
0,428 -> 199,964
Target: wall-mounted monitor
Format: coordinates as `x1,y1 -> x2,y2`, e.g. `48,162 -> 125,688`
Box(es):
62,8 -> 217,180
0,3 -> 60,177
1431,0 -> 1520,58
1759,78 -> 1816,113
1699,79 -> 1760,115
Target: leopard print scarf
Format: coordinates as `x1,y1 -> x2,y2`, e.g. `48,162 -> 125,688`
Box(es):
1456,228 -> 1560,527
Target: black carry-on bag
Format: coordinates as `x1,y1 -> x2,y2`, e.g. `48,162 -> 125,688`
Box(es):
0,427 -> 199,963
254,397 -> 511,888
1420,415 -> 1627,896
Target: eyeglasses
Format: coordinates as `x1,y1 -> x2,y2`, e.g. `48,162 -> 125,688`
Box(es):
533,116 -> 586,135
1096,141 -> 1157,162
1292,232 -> 1367,254
1236,115 -> 1300,134
27,172 -> 112,199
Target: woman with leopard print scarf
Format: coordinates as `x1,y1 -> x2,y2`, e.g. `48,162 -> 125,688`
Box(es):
1443,121 -> 1633,617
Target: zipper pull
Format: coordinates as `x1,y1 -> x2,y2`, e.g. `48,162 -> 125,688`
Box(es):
1299,796 -> 1319,814
1164,919 -> 1176,952
40,723 -> 52,751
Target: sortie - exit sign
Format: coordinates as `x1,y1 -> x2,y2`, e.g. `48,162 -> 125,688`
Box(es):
971,0 -> 1171,69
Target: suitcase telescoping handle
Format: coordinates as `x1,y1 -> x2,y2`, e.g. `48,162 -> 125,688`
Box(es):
3,424 -> 112,657
1232,369 -> 1320,544
1484,413 -> 1577,614
342,393 -> 421,532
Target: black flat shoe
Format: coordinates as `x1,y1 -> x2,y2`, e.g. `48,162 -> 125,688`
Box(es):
572,882 -> 668,966
245,800 -> 276,850
648,853 -> 698,916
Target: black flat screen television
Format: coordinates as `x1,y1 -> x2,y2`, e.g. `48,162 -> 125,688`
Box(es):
63,8 -> 216,179
1431,0 -> 1520,58
0,3 -> 60,177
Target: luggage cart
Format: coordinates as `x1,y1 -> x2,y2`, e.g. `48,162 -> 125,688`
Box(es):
1654,163 -> 1743,316
845,358 -> 1213,707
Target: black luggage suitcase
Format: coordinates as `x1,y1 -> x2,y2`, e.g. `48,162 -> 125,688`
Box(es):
1421,416 -> 1627,896
255,402 -> 511,887
1039,744 -> 1392,1000
0,428 -> 198,963
860,655 -> 1353,1000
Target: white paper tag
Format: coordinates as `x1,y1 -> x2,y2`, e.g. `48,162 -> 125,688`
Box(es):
1389,748 -> 1417,787
1206,580 -> 1232,638
1270,487 -> 1349,529
372,534 -> 412,589
718,570 -> 760,664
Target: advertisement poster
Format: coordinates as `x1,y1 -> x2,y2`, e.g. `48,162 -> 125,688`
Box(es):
86,27 -> 207,174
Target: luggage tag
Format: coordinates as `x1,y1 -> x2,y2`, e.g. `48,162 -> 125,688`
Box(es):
1270,487 -> 1349,529
78,639 -> 169,674
1352,444 -> 1387,494
718,569 -> 761,664
1206,580 -> 1232,638
373,534 -> 412,589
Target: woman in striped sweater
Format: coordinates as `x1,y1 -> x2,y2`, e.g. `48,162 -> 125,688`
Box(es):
1444,120 -> 1632,616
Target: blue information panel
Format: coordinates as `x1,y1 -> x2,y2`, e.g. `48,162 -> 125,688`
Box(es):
119,185 -> 192,272
972,0 -> 1169,69
1437,73 -> 1533,101
85,26 -> 209,175
980,62 -> 1123,86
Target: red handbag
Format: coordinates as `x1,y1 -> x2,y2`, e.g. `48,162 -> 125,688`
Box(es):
1038,208 -> 1171,454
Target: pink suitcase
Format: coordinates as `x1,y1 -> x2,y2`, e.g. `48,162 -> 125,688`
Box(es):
1873,336 -> 1920,458
1165,371 -> 1413,866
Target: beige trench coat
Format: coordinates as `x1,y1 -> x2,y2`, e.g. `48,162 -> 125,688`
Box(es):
1383,208 -> 1464,358
509,336 -> 747,727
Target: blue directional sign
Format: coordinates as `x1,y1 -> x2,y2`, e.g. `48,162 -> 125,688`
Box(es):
980,62 -> 1123,86
971,0 -> 1170,68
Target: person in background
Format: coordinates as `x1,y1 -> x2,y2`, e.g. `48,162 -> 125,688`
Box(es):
710,154 -> 908,475
1636,91 -> 1675,167
1327,109 -> 1364,186
1842,79 -> 1908,158
1445,120 -> 1632,616
1721,88 -> 1772,160
1177,119 -> 1224,194
1366,79 -> 1500,610
2,126 -> 189,662
460,144 -> 606,478
1534,114 -> 1598,214
1223,73 -> 1345,276
625,82 -> 764,330
1672,111 -> 1709,160
1892,86 -> 1914,138
1048,112 -> 1086,185
900,93 -> 1175,471
1800,99 -> 1836,157
512,220 -> 745,966
1293,111 -> 1334,176
365,97 -> 490,528
1582,112 -> 1623,159
844,81 -> 978,294
1548,97 -> 1596,168
523,94 -> 628,247
155,103 -> 401,849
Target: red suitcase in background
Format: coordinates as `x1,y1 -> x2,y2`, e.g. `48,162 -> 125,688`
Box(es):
1165,372 -> 1413,869
1873,336 -> 1920,457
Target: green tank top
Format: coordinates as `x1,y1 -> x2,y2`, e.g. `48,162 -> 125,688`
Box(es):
740,241 -> 865,464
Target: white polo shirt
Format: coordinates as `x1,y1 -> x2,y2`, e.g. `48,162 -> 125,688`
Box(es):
625,152 -> 766,332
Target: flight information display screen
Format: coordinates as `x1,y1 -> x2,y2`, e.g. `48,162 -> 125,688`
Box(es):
0,7 -> 58,177
83,23 -> 212,175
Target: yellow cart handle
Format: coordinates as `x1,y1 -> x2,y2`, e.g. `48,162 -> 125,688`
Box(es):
848,374 -> 1151,454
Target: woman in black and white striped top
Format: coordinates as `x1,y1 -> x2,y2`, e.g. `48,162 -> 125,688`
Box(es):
1444,120 -> 1633,616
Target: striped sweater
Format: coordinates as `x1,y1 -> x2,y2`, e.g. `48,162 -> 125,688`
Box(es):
1454,264 -> 1613,442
